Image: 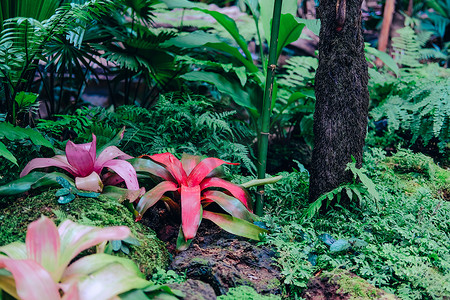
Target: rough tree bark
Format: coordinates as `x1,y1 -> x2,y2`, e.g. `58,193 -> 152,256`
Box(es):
309,0 -> 369,202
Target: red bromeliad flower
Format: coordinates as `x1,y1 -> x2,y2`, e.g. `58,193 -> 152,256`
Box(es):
20,134 -> 139,192
130,153 -> 266,244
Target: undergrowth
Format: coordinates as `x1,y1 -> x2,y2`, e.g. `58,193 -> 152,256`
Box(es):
261,149 -> 450,299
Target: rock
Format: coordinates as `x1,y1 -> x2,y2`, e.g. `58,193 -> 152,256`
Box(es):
301,270 -> 399,300
167,279 -> 217,300
170,229 -> 282,296
0,190 -> 169,277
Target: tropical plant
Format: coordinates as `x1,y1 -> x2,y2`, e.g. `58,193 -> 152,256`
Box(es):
130,153 -> 267,249
0,132 -> 142,198
0,0 -> 114,123
0,120 -> 53,166
85,0 -> 180,108
0,216 -> 155,299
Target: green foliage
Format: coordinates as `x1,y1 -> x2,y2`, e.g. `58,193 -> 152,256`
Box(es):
369,27 -> 450,154
0,0 -> 115,121
0,121 -> 52,167
260,149 -> 450,299
303,159 -> 380,221
38,93 -> 256,173
217,285 -> 281,300
150,269 -> 186,285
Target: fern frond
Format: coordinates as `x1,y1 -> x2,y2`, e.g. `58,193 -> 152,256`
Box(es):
392,26 -> 423,68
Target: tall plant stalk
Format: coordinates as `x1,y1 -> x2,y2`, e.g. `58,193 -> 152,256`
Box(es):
255,0 -> 282,216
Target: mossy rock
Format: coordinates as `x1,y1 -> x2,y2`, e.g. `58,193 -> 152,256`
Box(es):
301,270 -> 398,300
0,190 -> 169,277
383,150 -> 450,199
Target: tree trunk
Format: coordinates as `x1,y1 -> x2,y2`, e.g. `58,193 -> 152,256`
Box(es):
308,0 -> 369,202
376,0 -> 395,66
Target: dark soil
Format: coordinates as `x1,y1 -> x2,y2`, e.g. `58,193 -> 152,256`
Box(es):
140,204 -> 283,296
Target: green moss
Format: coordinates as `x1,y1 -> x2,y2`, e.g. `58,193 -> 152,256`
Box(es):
383,150 -> 450,197
0,191 -> 169,277
322,270 -> 396,300
217,286 -> 281,300
266,278 -> 281,290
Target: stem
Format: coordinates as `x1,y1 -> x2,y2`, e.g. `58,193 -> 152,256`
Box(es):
255,0 -> 282,216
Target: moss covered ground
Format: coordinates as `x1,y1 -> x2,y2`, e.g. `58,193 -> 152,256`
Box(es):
0,190 -> 169,277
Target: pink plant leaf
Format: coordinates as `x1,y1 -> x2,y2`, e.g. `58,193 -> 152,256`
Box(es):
180,153 -> 202,176
94,146 -> 133,173
75,172 -> 103,192
75,134 -> 97,163
181,185 -> 202,240
130,157 -> 174,181
202,211 -> 268,241
65,140 -> 95,177
25,216 -> 61,281
147,153 -> 187,185
136,181 -> 178,218
202,190 -> 253,221
0,257 -> 61,300
57,220 -> 130,280
187,157 -> 239,186
61,283 -> 80,300
200,177 -> 252,210
101,159 -> 139,191
101,172 -> 124,186
20,156 -> 78,178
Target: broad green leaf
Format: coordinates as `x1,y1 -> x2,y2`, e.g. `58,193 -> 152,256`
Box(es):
193,8 -> 253,63
181,71 -> 256,113
260,0 -> 297,43
14,91 -> 38,108
202,211 -> 268,240
58,193 -> 75,204
276,14 -> 305,59
143,285 -> 185,298
164,31 -> 257,72
0,141 -> 17,166
119,289 -> 151,300
111,240 -> 122,252
330,239 -> 351,252
55,188 -> 71,197
32,173 -> 74,190
295,17 -> 321,36
0,122 -> 53,149
0,172 -> 69,196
